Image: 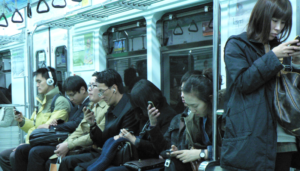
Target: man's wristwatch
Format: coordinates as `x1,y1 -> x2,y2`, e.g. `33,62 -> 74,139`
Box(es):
199,150 -> 206,159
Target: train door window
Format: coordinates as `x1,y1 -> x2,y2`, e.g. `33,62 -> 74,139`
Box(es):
55,46 -> 68,90
162,48 -> 213,114
55,46 -> 67,68
107,56 -> 147,94
0,50 -> 12,100
104,19 -> 147,55
36,50 -> 47,68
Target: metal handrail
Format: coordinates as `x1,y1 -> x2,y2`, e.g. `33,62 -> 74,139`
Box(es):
212,0 -> 220,162
0,104 -> 26,107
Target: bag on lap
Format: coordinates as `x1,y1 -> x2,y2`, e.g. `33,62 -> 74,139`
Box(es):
124,158 -> 165,171
29,128 -> 69,147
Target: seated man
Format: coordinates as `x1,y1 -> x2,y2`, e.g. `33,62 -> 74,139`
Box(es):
0,67 -> 71,171
46,72 -> 109,169
13,75 -> 89,171
59,69 -> 140,171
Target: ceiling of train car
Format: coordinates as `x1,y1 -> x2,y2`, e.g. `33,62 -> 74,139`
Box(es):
38,0 -> 164,29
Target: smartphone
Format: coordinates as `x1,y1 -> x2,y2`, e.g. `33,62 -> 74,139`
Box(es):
57,119 -> 64,124
291,35 -> 300,46
165,149 -> 172,155
86,107 -> 93,112
14,107 -> 21,115
148,101 -> 155,108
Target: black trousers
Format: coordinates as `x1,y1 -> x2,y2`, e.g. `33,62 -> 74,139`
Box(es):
275,152 -> 300,171
59,152 -> 101,171
14,144 -> 56,171
0,147 -> 16,171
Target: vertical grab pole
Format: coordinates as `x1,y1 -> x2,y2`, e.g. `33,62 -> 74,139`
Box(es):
28,25 -> 38,117
212,0 -> 220,161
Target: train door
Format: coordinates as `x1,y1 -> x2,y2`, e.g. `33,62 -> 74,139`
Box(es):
105,19 -> 148,93
50,28 -> 69,91
0,50 -> 20,155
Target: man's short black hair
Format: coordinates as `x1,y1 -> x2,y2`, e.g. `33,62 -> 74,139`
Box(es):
96,69 -> 124,94
33,67 -> 57,86
63,75 -> 87,93
124,68 -> 137,87
92,71 -> 100,77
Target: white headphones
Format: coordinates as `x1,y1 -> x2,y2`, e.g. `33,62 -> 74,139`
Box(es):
46,67 -> 54,86
113,89 -> 116,93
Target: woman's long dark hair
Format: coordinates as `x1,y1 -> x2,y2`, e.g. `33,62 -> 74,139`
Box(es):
183,69 -> 213,113
247,0 -> 292,44
130,79 -> 164,114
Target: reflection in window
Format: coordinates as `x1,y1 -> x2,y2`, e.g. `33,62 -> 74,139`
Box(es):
108,56 -> 147,93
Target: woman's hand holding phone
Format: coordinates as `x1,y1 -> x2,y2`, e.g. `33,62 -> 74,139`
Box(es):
290,36 -> 300,60
83,106 -> 95,125
147,101 -> 160,126
272,40 -> 299,58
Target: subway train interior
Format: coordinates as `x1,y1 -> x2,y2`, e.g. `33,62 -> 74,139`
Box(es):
0,0 -> 299,170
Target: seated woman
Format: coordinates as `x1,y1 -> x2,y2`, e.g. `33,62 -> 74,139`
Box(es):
147,69 -> 223,171
0,91 -> 17,127
88,79 -> 177,171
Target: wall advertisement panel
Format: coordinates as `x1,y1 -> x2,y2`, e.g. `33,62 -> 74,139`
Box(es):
72,32 -> 94,71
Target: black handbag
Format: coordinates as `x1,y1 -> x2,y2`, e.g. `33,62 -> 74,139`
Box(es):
112,141 -> 135,166
124,158 -> 165,171
274,70 -> 300,136
29,128 -> 69,147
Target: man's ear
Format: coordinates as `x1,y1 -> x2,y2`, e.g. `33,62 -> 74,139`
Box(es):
112,84 -> 118,93
80,86 -> 86,94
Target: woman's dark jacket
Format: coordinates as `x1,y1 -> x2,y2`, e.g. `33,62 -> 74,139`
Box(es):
134,98 -> 177,159
221,32 -> 283,171
90,94 -> 139,147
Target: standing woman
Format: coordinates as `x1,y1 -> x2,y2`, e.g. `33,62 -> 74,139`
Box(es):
0,90 -> 17,127
221,0 -> 300,171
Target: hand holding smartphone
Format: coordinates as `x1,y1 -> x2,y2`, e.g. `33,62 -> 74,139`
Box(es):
148,101 -> 155,108
291,35 -> 300,46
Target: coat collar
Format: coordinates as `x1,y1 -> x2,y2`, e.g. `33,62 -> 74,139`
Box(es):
107,93 -> 130,118
36,87 -> 60,104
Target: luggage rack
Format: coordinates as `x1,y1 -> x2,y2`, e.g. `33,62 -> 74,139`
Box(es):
34,0 -> 164,29
0,32 -> 24,46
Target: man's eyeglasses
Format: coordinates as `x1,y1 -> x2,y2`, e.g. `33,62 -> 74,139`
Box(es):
98,88 -> 110,97
66,92 -> 77,100
88,84 -> 98,89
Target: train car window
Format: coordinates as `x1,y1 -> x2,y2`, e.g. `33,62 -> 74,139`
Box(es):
162,48 -> 213,113
35,50 -> 47,68
160,3 -> 214,113
107,56 -> 147,94
105,19 -> 147,55
55,46 -> 68,93
160,4 -> 213,47
0,50 -> 11,89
